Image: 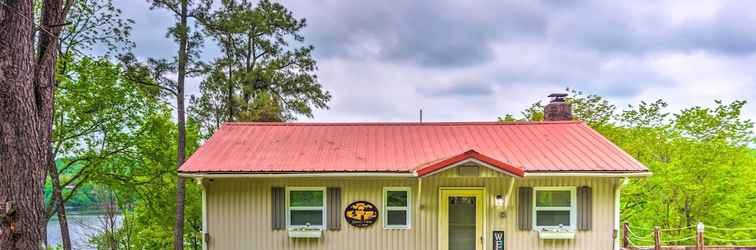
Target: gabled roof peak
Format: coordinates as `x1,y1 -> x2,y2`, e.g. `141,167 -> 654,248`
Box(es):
414,149 -> 525,177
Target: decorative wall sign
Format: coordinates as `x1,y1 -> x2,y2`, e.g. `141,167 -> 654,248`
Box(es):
493,231 -> 504,250
344,201 -> 378,228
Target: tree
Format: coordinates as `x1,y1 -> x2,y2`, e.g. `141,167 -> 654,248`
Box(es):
143,0 -> 204,248
0,0 -> 73,248
190,0 -> 331,136
611,96 -> 753,240
501,89 -> 756,245
94,109 -> 202,250
47,55 -> 156,249
46,1 -> 135,248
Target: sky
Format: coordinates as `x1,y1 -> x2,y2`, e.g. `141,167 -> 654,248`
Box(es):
117,0 -> 756,123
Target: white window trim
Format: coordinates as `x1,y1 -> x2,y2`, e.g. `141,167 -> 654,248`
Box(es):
532,187 -> 577,231
286,187 -> 327,230
383,187 -> 411,229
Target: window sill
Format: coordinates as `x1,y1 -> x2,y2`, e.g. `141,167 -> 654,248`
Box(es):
383,226 -> 411,230
288,228 -> 323,238
537,230 -> 575,240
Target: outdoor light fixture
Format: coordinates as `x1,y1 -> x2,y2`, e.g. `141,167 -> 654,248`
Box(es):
495,194 -> 504,207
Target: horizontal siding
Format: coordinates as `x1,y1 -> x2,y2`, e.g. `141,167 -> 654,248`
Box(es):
205,173 -> 619,250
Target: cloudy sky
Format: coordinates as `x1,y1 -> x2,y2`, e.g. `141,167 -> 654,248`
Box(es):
117,0 -> 756,123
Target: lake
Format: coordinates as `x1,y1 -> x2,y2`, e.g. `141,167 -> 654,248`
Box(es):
47,213 -> 122,250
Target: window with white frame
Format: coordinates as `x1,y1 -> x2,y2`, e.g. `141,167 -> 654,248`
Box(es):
383,187 -> 411,229
287,187 -> 326,230
533,187 -> 576,231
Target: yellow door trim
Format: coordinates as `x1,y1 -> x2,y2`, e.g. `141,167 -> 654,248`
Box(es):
439,187 -> 486,250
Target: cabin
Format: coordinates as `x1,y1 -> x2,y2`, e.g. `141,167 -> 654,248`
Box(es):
179,95 -> 650,250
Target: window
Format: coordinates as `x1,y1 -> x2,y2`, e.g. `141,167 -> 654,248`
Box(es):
383,187 -> 411,229
287,187 -> 326,230
533,187 -> 576,231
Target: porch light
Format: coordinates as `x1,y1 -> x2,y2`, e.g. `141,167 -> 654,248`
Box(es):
495,194 -> 504,207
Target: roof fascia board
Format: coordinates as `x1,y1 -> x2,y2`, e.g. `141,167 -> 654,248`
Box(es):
178,172 -> 416,178
179,171 -> 651,178
524,172 -> 652,177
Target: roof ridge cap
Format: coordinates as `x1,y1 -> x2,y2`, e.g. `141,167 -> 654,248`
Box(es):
222,120 -> 583,126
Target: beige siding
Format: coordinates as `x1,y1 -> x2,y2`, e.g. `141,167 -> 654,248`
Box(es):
204,169 -> 620,250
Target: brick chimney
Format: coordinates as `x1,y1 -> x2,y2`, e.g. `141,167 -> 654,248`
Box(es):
544,93 -> 573,121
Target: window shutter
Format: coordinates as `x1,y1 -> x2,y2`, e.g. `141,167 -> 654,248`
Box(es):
577,186 -> 592,231
327,187 -> 341,230
271,187 -> 285,230
517,187 -> 533,230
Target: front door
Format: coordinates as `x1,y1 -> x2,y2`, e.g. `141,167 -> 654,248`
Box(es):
439,189 -> 485,250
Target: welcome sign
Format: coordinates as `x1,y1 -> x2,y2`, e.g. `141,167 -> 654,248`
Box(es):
344,201 -> 378,228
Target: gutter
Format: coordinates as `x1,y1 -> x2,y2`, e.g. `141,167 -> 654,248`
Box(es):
196,178 -> 209,250
179,171 -> 651,178
178,172 -> 416,178
524,171 -> 651,177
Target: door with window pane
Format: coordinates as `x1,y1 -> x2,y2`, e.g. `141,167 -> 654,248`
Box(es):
439,189 -> 484,250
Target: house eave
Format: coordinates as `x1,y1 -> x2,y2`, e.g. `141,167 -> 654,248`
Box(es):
523,171 -> 651,177
178,171 -> 417,178
179,170 -> 651,178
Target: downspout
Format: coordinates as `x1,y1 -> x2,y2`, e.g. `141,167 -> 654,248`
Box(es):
197,178 -> 208,250
417,177 -> 423,211
503,177 -> 516,208
613,177 -> 629,250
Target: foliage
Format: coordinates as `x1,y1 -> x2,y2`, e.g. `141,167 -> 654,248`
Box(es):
48,55 -> 202,249
43,162 -> 101,209
189,0 -> 331,136
502,89 -> 756,245
48,55 -> 161,218
85,110 -> 203,249
60,0 -> 135,58
46,1 -> 327,248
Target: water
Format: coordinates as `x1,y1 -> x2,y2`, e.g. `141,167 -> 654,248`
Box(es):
47,213 -> 122,250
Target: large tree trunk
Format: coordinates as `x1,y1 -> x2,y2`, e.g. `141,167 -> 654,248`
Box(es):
0,1 -> 47,247
173,0 -> 188,249
0,0 -> 69,249
48,163 -> 72,250
0,0 -> 46,249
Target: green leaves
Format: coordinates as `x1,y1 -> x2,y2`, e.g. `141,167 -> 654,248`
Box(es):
51,54 -> 202,249
503,89 -> 756,244
189,0 -> 331,137
674,100 -> 754,146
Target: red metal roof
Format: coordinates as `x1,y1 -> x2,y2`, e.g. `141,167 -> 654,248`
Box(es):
179,121 -> 649,174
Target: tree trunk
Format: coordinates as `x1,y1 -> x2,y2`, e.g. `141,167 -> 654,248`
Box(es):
173,0 -> 188,249
48,163 -> 72,250
0,0 -> 58,249
0,0 -> 42,249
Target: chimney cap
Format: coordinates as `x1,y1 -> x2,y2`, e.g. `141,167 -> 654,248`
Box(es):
548,93 -> 568,102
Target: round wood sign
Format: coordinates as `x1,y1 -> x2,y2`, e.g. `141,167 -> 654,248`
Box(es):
344,201 -> 378,228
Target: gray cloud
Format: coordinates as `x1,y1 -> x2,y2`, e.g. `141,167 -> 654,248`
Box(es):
676,4 -> 756,55
290,0 -> 756,69
543,0 -> 756,56
116,0 -> 756,124
288,0 -> 549,68
417,81 -> 495,97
